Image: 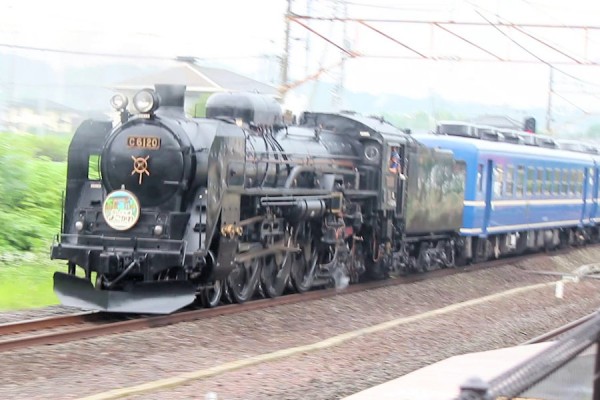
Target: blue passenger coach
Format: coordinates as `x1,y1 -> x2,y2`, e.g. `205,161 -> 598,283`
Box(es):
414,122 -> 599,261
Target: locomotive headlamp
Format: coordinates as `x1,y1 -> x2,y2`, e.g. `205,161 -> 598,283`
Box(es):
110,93 -> 128,111
153,225 -> 164,236
75,220 -> 84,232
133,89 -> 159,114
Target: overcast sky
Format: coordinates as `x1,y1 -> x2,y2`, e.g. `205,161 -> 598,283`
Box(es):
1,0 -> 600,117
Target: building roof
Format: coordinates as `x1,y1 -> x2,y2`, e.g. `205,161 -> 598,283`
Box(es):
114,62 -> 279,96
471,115 -> 523,130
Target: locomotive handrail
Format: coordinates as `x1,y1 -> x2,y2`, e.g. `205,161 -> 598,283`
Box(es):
245,157 -> 357,167
231,187 -> 334,196
260,194 -> 340,205
247,150 -> 361,161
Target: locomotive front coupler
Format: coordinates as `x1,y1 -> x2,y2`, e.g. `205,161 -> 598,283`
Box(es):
98,252 -> 147,283
102,257 -> 145,289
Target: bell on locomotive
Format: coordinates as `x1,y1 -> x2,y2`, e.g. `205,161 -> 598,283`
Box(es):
51,84 -> 217,314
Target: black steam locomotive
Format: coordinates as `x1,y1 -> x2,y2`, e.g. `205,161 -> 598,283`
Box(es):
51,84 -> 465,313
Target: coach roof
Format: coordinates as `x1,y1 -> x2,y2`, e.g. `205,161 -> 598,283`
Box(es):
414,133 -> 596,164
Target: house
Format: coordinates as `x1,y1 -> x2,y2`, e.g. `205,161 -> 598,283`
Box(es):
1,99 -> 86,134
113,59 -> 280,116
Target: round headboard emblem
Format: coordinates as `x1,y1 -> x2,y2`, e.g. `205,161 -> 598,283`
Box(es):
102,189 -> 141,231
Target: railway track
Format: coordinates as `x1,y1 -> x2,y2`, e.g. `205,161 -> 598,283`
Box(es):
523,311 -> 598,344
0,245 -> 592,353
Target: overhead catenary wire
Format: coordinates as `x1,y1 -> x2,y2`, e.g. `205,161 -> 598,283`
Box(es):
0,42 -> 272,61
471,8 -> 600,115
289,14 -> 600,30
289,3 -> 600,121
462,1 -> 600,84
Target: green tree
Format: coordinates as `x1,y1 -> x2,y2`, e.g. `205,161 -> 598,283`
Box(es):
189,92 -> 213,117
585,124 -> 600,138
0,133 -> 67,251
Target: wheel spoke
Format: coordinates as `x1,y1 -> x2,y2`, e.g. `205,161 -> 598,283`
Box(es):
201,280 -> 222,308
291,245 -> 317,293
227,258 -> 260,303
261,252 -> 292,298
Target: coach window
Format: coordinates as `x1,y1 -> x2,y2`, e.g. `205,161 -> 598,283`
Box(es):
569,170 -> 577,194
516,165 -> 525,197
568,169 -> 575,195
561,169 -> 569,195
588,169 -> 594,197
477,163 -> 483,193
558,169 -> 564,195
544,168 -> 552,194
505,165 -> 514,196
554,168 -> 560,194
493,165 -> 504,197
535,168 -> 542,195
578,170 -> 584,194
526,166 -> 534,196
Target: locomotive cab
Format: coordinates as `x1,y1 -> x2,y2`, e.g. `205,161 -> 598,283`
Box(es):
384,143 -> 407,217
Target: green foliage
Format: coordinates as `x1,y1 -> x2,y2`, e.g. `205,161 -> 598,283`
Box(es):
190,92 -> 214,117
585,124 -> 600,138
0,258 -> 61,310
0,132 -> 67,252
88,154 -> 101,180
33,135 -> 71,162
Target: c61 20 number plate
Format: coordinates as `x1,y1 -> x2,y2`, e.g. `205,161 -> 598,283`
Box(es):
127,136 -> 161,150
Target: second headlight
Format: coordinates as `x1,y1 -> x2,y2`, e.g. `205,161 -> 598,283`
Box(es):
133,89 -> 159,114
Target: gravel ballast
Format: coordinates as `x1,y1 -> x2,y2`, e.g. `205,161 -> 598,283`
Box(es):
1,247 -> 600,399
0,305 -> 82,325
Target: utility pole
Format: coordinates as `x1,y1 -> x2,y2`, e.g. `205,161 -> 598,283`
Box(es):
331,0 -> 348,110
279,0 -> 293,101
305,0 -> 312,76
546,66 -> 554,133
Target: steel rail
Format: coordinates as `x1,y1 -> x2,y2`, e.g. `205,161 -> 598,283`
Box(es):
0,312 -> 97,336
1,245 -> 595,353
523,311 -> 598,345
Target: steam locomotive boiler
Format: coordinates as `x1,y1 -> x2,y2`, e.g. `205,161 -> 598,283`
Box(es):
51,84 -> 466,314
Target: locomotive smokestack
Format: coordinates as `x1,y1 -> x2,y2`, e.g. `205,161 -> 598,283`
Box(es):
155,84 -> 186,117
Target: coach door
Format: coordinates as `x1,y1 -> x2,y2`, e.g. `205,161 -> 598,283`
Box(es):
483,159 -> 494,233
583,168 -> 592,223
589,166 -> 600,222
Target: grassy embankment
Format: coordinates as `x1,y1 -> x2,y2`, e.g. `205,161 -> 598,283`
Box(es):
0,132 -> 70,310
